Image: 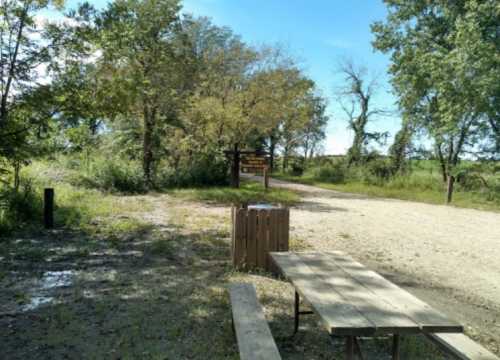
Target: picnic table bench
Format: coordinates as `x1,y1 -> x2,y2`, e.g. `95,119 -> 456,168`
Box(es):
427,333 -> 499,360
270,251 -> 494,360
229,283 -> 281,360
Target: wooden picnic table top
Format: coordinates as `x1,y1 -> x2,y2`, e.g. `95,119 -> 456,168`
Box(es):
270,251 -> 464,337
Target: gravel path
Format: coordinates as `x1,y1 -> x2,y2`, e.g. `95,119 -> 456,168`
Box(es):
244,174 -> 500,351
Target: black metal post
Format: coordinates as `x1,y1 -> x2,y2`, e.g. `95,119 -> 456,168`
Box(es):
392,334 -> 400,360
44,188 -> 54,229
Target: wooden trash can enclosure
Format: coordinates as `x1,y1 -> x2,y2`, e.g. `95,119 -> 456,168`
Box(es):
231,204 -> 289,271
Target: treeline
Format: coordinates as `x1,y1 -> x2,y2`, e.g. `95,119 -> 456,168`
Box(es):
0,0 -> 328,194
315,1 -> 499,203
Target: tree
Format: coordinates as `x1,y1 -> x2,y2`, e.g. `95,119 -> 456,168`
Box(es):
388,115 -> 414,173
94,0 -> 185,187
372,0 -> 500,202
301,94 -> 328,163
336,60 -> 388,166
0,0 -> 64,184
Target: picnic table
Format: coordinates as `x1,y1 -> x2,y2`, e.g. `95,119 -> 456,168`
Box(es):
270,251 -> 464,360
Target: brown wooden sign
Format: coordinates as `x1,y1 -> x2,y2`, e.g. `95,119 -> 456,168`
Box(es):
240,153 -> 269,173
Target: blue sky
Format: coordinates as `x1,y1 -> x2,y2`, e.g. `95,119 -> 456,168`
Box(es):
52,0 -> 402,154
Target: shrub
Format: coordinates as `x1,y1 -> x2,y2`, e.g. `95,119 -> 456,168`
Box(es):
363,158 -> 394,184
83,158 -> 147,194
310,161 -> 347,183
0,180 -> 42,234
290,162 -> 304,176
158,155 -> 229,188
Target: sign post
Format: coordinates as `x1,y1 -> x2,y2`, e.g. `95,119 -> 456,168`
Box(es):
224,147 -> 270,189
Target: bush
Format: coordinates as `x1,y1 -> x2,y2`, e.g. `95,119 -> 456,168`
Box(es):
290,162 -> 304,176
81,158 -> 147,194
310,161 -> 347,184
158,155 -> 229,188
362,158 -> 394,184
0,180 -> 42,234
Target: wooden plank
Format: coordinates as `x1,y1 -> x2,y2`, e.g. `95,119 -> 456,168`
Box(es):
426,333 -> 499,360
297,252 -> 420,335
233,209 -> 246,267
324,251 -> 463,333
270,252 -> 376,336
230,283 -> 281,360
284,209 -> 289,251
268,211 -> 279,271
256,210 -> 268,268
246,210 -> 258,268
279,209 -> 289,251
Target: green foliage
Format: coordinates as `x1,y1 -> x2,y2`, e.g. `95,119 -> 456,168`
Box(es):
171,181 -> 300,206
82,158 -> 147,194
158,155 -> 229,188
276,159 -> 500,211
0,180 -> 42,234
309,161 -> 346,184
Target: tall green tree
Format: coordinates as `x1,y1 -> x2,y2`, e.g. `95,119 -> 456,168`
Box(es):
372,0 -> 500,200
0,0 -> 64,183
95,0 -> 185,186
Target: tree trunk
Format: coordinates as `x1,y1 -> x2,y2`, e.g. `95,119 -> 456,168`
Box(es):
282,146 -> 289,172
348,130 -> 364,166
231,143 -> 240,188
143,105 -> 154,188
435,143 -> 447,183
269,135 -> 276,172
13,161 -> 21,192
446,175 -> 455,204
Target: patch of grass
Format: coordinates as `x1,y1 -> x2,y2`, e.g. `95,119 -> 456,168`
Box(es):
170,181 -> 300,206
149,238 -> 176,256
273,172 -> 500,212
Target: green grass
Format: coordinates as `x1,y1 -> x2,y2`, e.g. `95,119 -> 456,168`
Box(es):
273,172 -> 500,212
169,181 -> 301,206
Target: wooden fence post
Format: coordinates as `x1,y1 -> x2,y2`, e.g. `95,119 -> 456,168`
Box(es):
44,188 -> 54,229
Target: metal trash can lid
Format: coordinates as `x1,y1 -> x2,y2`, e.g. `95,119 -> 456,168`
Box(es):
247,204 -> 281,210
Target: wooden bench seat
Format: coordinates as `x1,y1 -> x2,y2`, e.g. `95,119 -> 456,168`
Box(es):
229,283 -> 281,360
427,333 -> 499,360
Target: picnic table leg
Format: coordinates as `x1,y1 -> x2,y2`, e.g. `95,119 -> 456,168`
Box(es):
392,334 -> 400,360
294,290 -> 299,334
345,336 -> 355,360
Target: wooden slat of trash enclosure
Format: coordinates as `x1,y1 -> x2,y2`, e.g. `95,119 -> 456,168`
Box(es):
232,208 -> 246,267
279,209 -> 289,251
246,210 -> 258,268
297,252 -> 420,335
324,251 -> 463,333
232,207 -> 289,271
270,252 -> 376,336
268,211 -> 279,271
230,283 -> 282,360
257,210 -> 268,268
